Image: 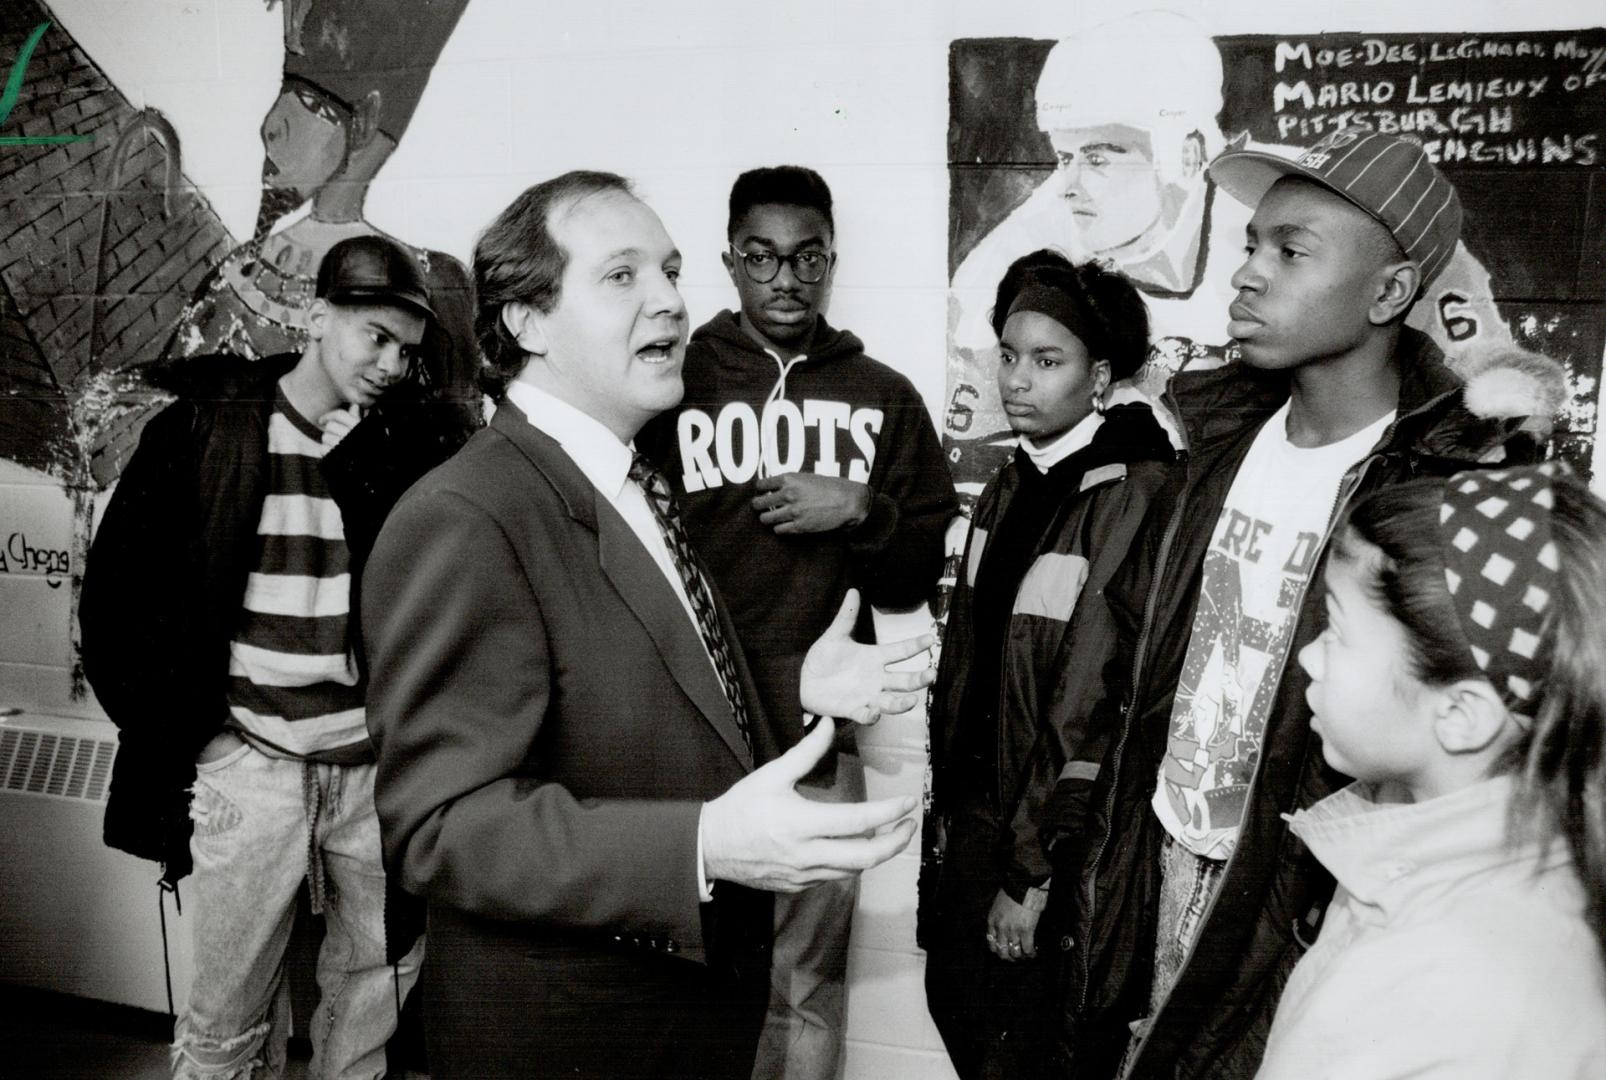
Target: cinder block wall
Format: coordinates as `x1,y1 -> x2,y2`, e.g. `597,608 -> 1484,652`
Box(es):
3,2 -> 1601,1077
0,458 -> 84,712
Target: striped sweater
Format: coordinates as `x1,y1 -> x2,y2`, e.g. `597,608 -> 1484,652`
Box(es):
225,388 -> 368,759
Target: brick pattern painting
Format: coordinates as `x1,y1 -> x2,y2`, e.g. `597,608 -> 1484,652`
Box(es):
0,3 -> 232,488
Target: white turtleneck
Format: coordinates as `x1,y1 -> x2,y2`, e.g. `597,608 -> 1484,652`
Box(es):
1017,408 -> 1104,474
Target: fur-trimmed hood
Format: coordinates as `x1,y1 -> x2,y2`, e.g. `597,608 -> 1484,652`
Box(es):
1456,344 -> 1568,443
1411,341 -> 1567,467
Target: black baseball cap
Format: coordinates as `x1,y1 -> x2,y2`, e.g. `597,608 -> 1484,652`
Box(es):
315,234 -> 435,320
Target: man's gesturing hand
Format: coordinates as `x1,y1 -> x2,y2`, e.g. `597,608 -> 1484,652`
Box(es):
702,718 -> 917,893
799,589 -> 936,723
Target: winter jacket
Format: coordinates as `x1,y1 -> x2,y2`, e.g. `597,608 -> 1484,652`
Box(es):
638,310 -> 957,742
918,403 -> 1175,935
79,353 -> 471,885
1043,329 -> 1555,1080
1257,776 -> 1606,1079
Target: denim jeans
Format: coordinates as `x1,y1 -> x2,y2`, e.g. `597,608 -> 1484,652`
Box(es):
1150,833 -> 1226,1013
1118,832 -> 1227,1075
750,750 -> 864,1080
173,744 -> 420,1079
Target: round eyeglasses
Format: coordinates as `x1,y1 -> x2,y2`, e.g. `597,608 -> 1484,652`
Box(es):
730,245 -> 832,285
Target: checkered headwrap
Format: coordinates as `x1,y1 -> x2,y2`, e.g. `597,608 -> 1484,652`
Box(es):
1438,462 -> 1566,720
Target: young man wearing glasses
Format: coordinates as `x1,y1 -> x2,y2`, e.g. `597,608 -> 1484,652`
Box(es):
639,165 -> 957,1080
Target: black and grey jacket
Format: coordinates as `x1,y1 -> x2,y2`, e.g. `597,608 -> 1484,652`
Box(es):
919,402 -> 1176,932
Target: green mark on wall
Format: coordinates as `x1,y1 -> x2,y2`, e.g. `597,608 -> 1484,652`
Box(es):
0,22 -> 95,146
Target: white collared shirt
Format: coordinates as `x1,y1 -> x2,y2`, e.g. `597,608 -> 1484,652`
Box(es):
499,379 -> 720,900
501,381 -> 701,628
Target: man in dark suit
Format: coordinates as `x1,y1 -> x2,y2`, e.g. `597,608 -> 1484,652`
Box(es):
362,170 -> 932,1080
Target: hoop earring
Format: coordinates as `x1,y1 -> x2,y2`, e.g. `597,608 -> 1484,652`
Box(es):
1091,390 -> 1106,416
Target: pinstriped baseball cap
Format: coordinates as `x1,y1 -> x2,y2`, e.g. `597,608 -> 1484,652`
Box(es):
1209,129 -> 1463,287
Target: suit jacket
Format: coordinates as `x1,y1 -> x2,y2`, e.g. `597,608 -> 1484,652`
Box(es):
362,402 -> 778,968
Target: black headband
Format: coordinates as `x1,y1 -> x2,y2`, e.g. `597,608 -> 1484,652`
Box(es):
1005,282 -> 1103,359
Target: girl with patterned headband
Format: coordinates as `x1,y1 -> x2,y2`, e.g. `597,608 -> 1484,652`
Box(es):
1257,462 -> 1606,1079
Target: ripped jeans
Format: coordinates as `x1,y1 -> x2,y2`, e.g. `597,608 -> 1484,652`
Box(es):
175,744 -> 420,1079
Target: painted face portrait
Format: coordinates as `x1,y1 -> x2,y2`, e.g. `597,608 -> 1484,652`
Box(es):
254,82 -> 350,238
1047,123 -> 1168,256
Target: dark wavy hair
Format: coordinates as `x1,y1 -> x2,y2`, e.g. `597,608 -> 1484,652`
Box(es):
1335,474 -> 1606,962
988,249 -> 1150,381
472,170 -> 633,400
727,165 -> 834,241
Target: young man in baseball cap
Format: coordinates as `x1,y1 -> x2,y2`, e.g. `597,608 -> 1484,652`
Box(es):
81,234 -> 472,1078
1036,130 -> 1561,1079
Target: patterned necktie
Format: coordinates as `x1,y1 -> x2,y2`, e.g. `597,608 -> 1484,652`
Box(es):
628,453 -> 752,753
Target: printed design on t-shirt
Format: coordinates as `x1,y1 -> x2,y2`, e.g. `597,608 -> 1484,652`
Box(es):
675,399 -> 883,492
1157,506 -> 1322,858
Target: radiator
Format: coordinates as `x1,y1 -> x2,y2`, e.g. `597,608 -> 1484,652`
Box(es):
0,710 -> 195,1012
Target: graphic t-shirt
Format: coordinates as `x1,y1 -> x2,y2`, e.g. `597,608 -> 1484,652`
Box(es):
1152,402 -> 1394,859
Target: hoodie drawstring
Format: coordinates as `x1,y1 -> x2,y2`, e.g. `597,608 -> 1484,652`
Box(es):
757,348 -> 807,480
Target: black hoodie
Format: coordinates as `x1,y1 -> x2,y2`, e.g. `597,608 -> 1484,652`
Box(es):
639,310 -> 957,745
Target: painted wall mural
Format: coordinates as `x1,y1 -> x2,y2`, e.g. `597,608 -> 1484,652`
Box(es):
3,5 -> 1602,704
164,0 -> 476,398
0,1 -> 475,699
944,13 -> 1606,495
0,2 -> 231,490
0,0 -> 474,495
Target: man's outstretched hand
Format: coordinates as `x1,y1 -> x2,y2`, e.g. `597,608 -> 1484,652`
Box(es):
701,718 -> 917,893
799,589 -> 935,724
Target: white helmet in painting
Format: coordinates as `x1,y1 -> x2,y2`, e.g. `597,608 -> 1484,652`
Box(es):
1035,10 -> 1225,185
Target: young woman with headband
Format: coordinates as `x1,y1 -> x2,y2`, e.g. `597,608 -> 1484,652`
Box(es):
920,249 -> 1178,1078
